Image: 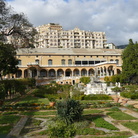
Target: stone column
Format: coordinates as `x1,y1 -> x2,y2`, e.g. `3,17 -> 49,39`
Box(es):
114,68 -> 117,75
37,70 -> 40,78
47,70 -> 49,77
55,70 -> 57,78
87,70 -> 89,76
28,69 -> 32,78
22,70 -> 24,78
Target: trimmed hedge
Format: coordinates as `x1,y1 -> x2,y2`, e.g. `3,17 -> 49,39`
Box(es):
121,91 -> 138,99
83,94 -> 112,100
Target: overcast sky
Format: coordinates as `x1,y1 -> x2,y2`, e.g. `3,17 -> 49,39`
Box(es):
6,0 -> 138,46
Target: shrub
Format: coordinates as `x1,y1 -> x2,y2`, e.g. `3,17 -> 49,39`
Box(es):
104,102 -> 113,107
56,99 -> 83,124
46,120 -> 76,138
80,76 -> 91,85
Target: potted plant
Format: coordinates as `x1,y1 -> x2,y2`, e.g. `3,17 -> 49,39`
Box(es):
48,97 -> 56,107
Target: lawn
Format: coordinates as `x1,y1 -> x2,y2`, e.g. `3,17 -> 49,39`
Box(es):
92,116 -> 119,130
0,115 -> 21,136
83,109 -> 103,114
122,121 -> 138,133
0,125 -> 13,135
106,111 -> 137,120
0,115 -> 21,125
18,95 -> 49,104
22,110 -> 56,116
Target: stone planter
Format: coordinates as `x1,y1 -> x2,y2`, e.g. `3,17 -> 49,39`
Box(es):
114,97 -> 120,103
122,99 -> 128,104
49,102 -> 55,107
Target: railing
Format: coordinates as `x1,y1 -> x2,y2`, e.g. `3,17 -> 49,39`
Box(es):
27,63 -> 39,66
18,61 -> 120,68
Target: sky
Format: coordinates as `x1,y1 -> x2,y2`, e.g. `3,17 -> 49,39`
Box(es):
6,0 -> 138,46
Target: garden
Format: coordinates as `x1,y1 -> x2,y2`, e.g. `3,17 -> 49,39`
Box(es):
0,80 -> 138,138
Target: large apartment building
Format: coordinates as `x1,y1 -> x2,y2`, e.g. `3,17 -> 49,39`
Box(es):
35,23 -> 107,49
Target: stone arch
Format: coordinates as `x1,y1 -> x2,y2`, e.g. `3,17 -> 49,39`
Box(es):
81,68 -> 87,76
24,69 -> 28,78
73,68 -> 80,76
16,69 -> 22,78
88,68 -> 95,76
65,68 -> 72,77
49,69 -> 56,77
117,69 -> 121,74
103,66 -> 107,76
40,69 -> 47,77
57,69 -> 64,77
28,67 -> 37,78
100,67 -> 104,76
108,65 -> 114,76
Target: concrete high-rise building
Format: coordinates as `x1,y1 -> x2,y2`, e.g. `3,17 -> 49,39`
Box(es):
35,23 -> 107,49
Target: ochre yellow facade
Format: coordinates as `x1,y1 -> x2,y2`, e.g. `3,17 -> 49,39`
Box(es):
14,48 -> 122,84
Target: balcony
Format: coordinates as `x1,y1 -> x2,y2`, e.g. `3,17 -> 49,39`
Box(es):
27,63 -> 40,68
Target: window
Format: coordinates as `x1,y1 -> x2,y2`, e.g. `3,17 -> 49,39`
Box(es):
68,59 -> 72,65
35,59 -> 39,64
18,60 -> 21,65
75,61 -> 81,65
82,61 -> 88,65
36,55 -> 38,58
89,61 -> 94,64
115,59 -> 119,64
48,59 -> 52,65
95,61 -> 100,64
61,59 -> 65,65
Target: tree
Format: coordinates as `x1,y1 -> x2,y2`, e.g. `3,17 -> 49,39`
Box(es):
0,83 -> 6,104
121,39 -> 138,83
80,76 -> 91,85
0,0 -> 37,48
0,42 -> 18,79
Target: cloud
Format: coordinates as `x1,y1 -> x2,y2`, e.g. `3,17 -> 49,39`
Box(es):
6,0 -> 138,45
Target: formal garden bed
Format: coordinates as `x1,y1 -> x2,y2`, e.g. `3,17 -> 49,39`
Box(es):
0,100 -> 137,137
0,83 -> 138,137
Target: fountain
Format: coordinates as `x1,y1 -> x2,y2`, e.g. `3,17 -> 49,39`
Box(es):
83,77 -> 119,95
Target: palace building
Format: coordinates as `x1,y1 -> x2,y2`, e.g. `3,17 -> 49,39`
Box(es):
35,23 -> 107,49
14,48 -> 122,84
